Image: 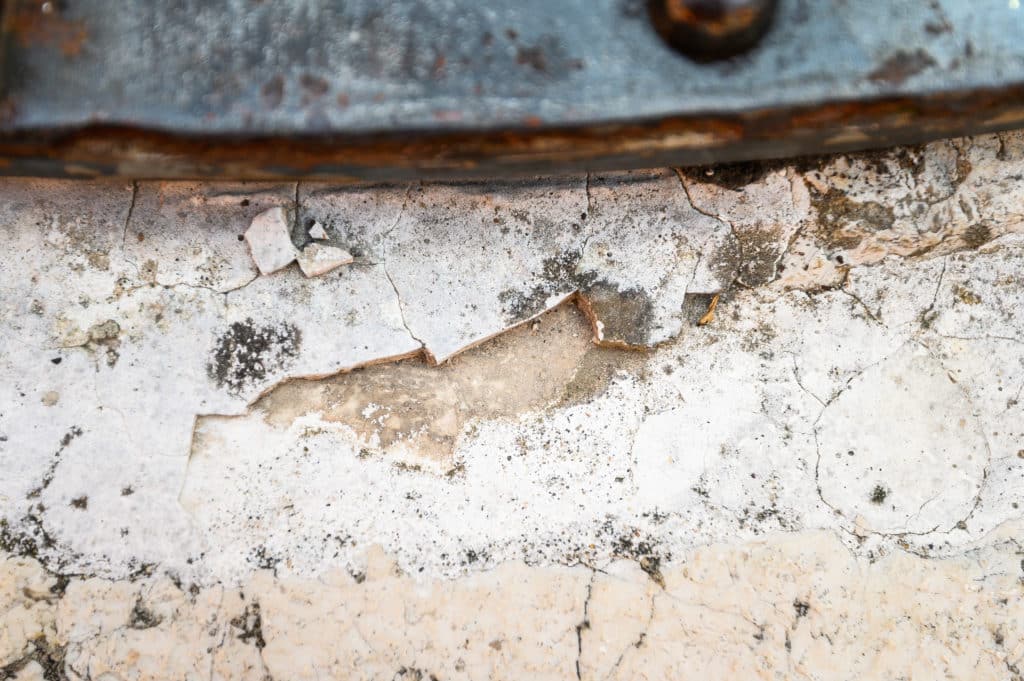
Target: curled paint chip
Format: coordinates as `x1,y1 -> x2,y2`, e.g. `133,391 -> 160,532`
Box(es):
297,243 -> 354,277
245,207 -> 298,275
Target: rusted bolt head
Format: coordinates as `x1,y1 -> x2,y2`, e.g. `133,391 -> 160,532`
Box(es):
648,0 -> 778,61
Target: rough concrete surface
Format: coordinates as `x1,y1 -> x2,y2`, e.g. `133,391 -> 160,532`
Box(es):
1,133 -> 1024,679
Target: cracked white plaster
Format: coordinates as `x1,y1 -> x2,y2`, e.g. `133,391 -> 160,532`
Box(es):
680,165 -> 809,287
816,343 -> 989,534
301,170 -> 743,358
2,133 -> 1024,679
124,182 -> 294,292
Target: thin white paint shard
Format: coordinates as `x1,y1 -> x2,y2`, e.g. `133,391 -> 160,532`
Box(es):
308,221 -> 328,240
297,243 -> 353,277
245,207 -> 298,275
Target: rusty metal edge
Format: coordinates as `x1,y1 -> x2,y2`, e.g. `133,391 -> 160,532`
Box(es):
1,83 -> 1023,181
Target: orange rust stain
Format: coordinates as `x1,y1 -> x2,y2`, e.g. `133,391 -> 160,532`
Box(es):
6,1 -> 88,57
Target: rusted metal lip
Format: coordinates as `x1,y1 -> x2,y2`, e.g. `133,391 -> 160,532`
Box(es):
2,0 -> 1024,178
1,82 -> 1022,181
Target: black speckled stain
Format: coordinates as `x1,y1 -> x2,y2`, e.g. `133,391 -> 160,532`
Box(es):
231,602 -> 267,650
128,597 -> 163,629
208,319 -> 301,394
498,249 -> 657,347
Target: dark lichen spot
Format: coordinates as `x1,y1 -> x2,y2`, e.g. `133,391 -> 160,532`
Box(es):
962,223 -> 992,249
608,526 -> 669,588
0,636 -> 68,681
27,427 -> 82,500
679,156 -> 824,191
793,599 -> 810,618
128,597 -> 162,629
954,285 -> 982,305
679,159 -> 788,191
579,282 -> 656,347
498,250 -> 659,347
394,667 -> 439,681
208,319 -> 301,394
251,545 -> 281,571
811,188 -> 895,250
120,485 -> 134,496
498,249 -> 593,323
69,496 -> 87,510
231,602 -> 266,649
733,223 -> 788,287
870,485 -> 889,505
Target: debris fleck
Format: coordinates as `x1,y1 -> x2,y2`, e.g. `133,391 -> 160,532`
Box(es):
697,293 -> 720,326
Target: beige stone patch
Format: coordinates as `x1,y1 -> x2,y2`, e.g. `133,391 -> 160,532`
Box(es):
5,525 -> 1024,680
253,303 -> 603,465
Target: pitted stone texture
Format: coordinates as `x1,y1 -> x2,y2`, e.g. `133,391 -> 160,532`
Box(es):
778,134 -> 1024,289
0,556 -> 57,668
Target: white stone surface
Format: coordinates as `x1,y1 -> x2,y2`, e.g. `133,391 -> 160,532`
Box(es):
2,132 -> 1024,678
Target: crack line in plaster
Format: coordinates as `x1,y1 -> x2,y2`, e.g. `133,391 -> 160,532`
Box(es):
673,167 -> 746,290
919,256 -> 948,327
777,170 -> 810,265
576,569 -> 595,681
838,288 -> 882,325
378,183 -> 431,358
809,335 -> 992,548
584,172 -> 593,218
116,180 -> 259,299
603,590 -> 656,681
119,181 -> 141,279
914,337 -> 994,535
38,168 -> 1019,583
789,355 -> 827,409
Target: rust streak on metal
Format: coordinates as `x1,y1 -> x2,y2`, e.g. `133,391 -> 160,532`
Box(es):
1,84 -> 1024,180
4,1 -> 88,58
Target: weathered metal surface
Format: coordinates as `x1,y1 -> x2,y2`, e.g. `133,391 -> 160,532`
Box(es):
0,0 -> 1023,179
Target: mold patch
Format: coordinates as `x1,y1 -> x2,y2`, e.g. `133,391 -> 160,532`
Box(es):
208,318 -> 302,395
